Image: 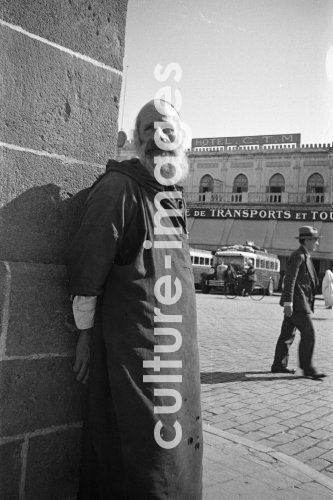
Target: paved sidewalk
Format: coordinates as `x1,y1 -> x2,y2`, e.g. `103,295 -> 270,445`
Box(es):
197,293 -> 333,498
203,424 -> 333,499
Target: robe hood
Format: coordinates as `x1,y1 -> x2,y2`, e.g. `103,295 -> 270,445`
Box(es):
103,158 -> 172,194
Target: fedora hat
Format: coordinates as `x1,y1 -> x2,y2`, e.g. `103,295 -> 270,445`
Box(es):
295,226 -> 322,239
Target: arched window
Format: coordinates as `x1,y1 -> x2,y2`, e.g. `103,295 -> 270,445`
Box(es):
306,173 -> 324,193
306,173 -> 324,203
232,174 -> 248,193
268,173 -> 285,193
267,173 -> 285,203
199,174 -> 214,193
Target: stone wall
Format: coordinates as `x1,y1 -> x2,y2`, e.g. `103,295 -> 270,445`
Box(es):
0,2 -> 127,498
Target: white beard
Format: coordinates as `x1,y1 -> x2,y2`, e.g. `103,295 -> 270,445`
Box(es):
138,148 -> 189,184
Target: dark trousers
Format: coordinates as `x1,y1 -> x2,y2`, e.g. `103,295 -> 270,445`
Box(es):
272,312 -> 315,373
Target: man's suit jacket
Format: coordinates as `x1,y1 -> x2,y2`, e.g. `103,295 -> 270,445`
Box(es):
280,246 -> 319,313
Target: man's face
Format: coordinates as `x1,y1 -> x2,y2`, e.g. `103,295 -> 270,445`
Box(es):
304,237 -> 320,252
136,101 -> 188,182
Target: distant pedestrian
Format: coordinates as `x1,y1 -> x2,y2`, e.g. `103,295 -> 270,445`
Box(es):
216,260 -> 227,280
271,226 -> 326,379
242,259 -> 256,295
225,263 -> 237,283
322,267 -> 333,309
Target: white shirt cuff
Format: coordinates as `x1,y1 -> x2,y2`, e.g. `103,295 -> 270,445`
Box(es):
72,296 -> 97,330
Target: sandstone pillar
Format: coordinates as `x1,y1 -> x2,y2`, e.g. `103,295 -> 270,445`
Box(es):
0,2 -> 127,498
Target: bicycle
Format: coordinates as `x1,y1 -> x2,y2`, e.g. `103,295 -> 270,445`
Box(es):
224,277 -> 265,301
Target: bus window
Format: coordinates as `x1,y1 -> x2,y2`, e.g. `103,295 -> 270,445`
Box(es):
199,257 -> 204,265
205,258 -> 211,265
260,259 -> 265,268
270,261 -> 274,269
194,256 -> 199,265
265,261 -> 270,269
191,256 -> 194,264
221,256 -> 244,267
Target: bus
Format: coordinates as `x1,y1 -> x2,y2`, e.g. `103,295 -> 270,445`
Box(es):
201,242 -> 280,295
190,248 -> 213,287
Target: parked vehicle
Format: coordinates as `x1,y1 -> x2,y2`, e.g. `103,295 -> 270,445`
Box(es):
190,248 -> 213,287
201,242 -> 280,295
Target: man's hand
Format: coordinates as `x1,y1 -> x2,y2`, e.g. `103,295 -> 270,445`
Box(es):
284,304 -> 293,318
73,329 -> 92,384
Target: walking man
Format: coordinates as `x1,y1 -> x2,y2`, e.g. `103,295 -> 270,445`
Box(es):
67,99 -> 203,499
271,226 -> 326,379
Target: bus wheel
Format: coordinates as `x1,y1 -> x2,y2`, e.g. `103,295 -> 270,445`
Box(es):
266,279 -> 274,296
201,278 -> 210,294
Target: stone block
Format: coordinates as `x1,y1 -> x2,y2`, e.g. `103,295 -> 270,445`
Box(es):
0,357 -> 84,436
3,262 -> 78,357
1,0 -> 127,70
0,24 -> 122,163
0,148 -> 103,263
0,260 -> 10,349
24,427 -> 81,500
0,440 -> 23,499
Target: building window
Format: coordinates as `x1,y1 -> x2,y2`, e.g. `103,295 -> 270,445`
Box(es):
306,173 -> 324,203
232,174 -> 248,193
199,174 -> 214,193
198,174 -> 214,202
268,173 -> 285,193
231,174 -> 248,202
267,173 -> 285,202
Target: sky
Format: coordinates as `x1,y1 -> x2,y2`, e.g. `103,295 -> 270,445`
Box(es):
118,0 -> 333,147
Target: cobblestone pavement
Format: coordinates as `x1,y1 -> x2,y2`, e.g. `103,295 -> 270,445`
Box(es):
197,292 -> 333,481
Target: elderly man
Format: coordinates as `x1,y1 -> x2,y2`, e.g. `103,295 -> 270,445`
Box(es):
67,99 -> 203,499
271,226 -> 326,379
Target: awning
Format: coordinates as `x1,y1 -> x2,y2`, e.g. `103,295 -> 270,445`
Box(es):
226,220 -> 270,247
188,218 -> 333,259
189,219 -> 272,248
188,218 -> 228,246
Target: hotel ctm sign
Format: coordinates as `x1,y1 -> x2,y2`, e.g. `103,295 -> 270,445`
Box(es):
192,133 -> 301,148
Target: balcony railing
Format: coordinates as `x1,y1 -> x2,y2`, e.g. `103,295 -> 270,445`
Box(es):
247,192 -> 288,204
187,192 -> 249,203
288,193 -> 326,204
185,192 -> 331,205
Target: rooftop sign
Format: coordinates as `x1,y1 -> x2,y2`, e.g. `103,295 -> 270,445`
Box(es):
192,133 -> 301,148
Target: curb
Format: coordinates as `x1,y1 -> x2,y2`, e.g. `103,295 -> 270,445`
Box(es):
203,423 -> 333,492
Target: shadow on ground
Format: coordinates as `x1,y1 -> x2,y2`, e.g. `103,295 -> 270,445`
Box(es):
200,371 -> 305,383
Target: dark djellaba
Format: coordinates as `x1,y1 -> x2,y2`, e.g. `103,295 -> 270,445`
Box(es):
67,99 -> 203,499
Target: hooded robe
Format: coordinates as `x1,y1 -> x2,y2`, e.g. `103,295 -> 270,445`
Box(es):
67,158 -> 203,499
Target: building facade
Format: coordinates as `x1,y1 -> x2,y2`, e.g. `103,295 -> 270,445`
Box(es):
183,134 -> 333,281
116,134 -> 333,281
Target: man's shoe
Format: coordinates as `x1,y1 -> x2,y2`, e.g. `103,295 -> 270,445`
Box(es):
271,367 -> 295,374
303,370 -> 326,379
